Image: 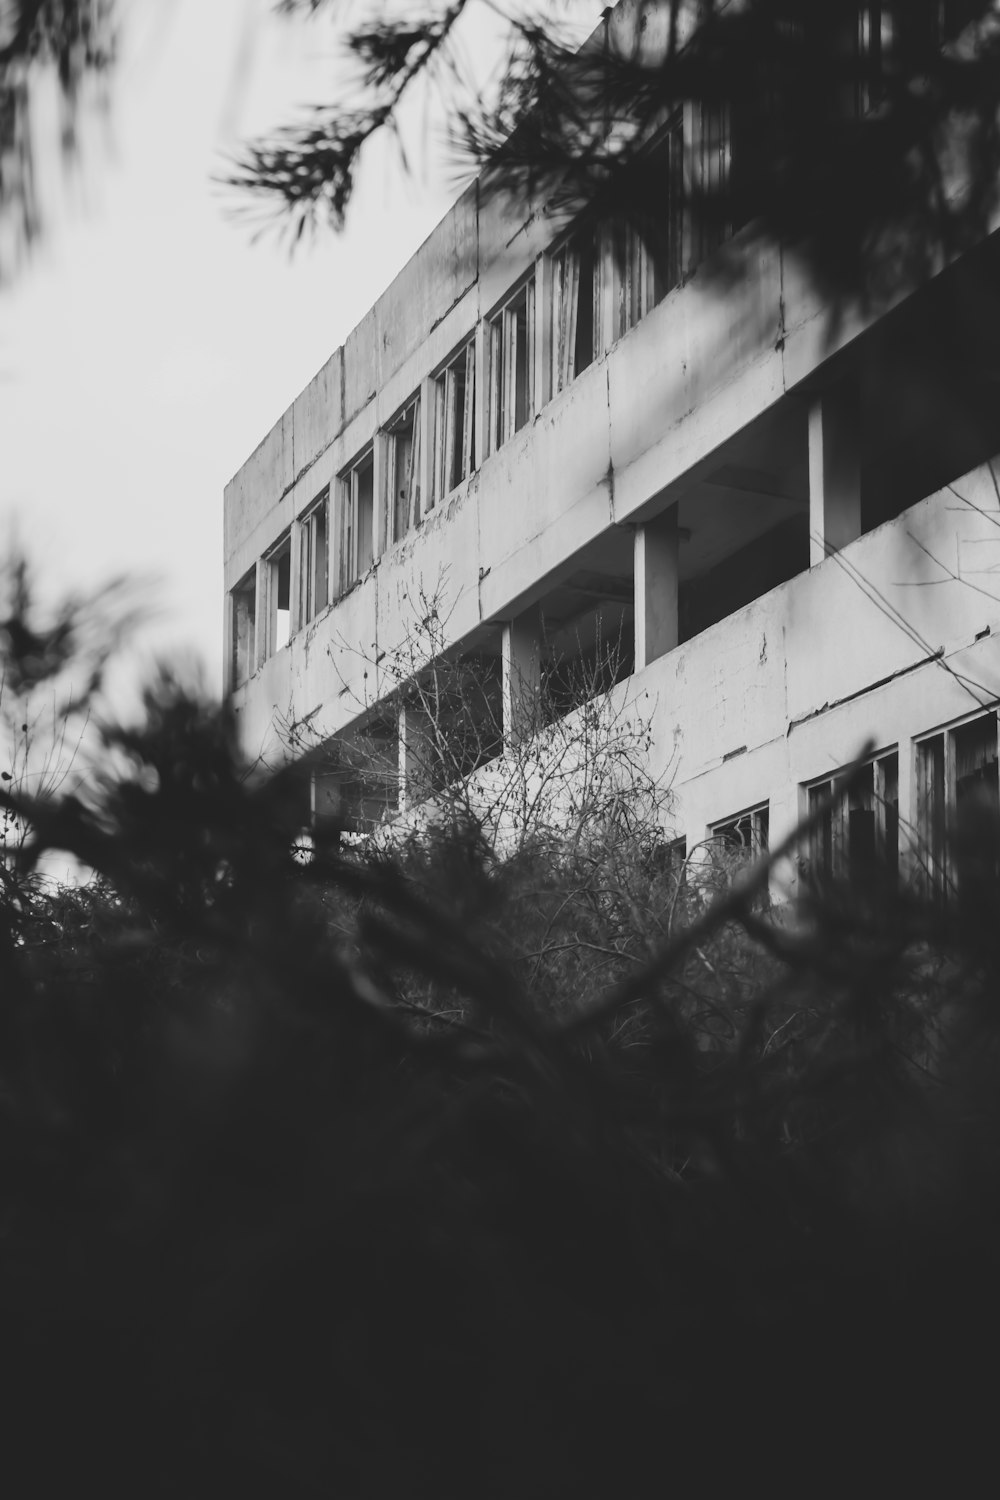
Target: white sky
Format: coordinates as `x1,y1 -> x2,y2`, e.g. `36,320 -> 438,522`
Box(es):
0,0 -> 484,695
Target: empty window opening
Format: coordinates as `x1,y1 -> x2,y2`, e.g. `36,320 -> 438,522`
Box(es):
856,3 -> 895,116
679,515 -> 809,645
313,719 -> 398,837
806,750 -> 899,883
337,450 -> 374,598
488,280 -> 535,453
551,228 -> 597,396
431,344 -> 476,506
386,396 -> 421,547
299,489 -> 329,627
539,573 -> 635,723
265,538 -> 291,657
917,712 -> 999,896
231,568 -> 256,688
689,100 -> 732,268
612,114 -> 685,342
712,803 -> 770,855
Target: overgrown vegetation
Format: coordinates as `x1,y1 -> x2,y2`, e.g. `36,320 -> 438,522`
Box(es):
2,559 -> 1000,1493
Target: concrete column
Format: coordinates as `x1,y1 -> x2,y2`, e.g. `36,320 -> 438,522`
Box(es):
634,506 -> 680,670
397,700 -> 436,813
809,382 -> 861,566
502,604 -> 543,744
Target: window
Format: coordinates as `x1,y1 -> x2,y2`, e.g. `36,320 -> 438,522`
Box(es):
689,101 -> 730,268
487,279 -> 535,453
337,450 -> 374,598
614,113 -> 685,339
856,2 -> 895,115
431,344 -> 475,507
299,489 -> 329,627
917,712 -> 1000,895
385,396 -> 422,548
712,802 -> 769,855
806,750 -> 899,881
265,536 -> 291,657
231,567 -> 256,687
550,227 -> 598,396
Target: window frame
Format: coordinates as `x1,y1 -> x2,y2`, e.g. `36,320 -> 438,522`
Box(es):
230,566 -> 257,689
336,448 -> 375,600
263,533 -> 292,659
487,276 -> 536,455
710,801 -> 770,856
804,748 -> 900,882
298,487 -> 330,629
916,710 -> 1000,897
431,340 -> 476,507
383,394 -> 422,549
549,223 -> 599,398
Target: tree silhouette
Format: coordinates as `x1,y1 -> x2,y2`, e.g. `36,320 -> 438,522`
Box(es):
230,0 -> 1000,309
0,0 -> 116,282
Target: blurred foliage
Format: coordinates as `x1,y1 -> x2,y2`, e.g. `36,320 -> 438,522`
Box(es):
0,0 -> 116,280
3,559 -> 1000,1492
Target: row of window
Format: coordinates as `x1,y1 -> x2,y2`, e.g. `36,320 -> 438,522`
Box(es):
230,112 -> 702,687
693,710 -> 999,896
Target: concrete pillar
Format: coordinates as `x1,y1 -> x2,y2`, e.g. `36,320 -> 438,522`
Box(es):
502,603 -> 543,744
397,700 -> 436,813
809,382 -> 861,566
634,506 -> 680,671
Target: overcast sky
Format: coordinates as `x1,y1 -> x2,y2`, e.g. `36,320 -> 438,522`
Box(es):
0,0 -> 475,694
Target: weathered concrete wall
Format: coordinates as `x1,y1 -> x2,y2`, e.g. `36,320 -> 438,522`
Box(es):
626,460 -> 1000,874
231,455 -> 1000,862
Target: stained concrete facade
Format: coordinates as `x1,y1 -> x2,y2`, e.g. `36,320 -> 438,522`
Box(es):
224,2 -> 1000,888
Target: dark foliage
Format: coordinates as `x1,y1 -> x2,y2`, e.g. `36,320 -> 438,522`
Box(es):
230,0 -> 1000,311
0,0 -> 116,279
3,576 -> 1000,1494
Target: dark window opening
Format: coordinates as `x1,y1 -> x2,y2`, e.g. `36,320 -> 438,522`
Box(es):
231,569 -> 256,687
679,516 -> 808,645
713,804 -> 770,855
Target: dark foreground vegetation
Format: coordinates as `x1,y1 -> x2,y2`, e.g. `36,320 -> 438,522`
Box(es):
1,572 -> 999,1496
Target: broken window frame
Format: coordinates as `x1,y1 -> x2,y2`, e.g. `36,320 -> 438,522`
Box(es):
805,748 -> 900,882
549,224 -> 599,397
487,277 -> 536,455
711,802 -> 770,856
336,449 -> 374,600
611,111 -> 686,342
916,710 -> 1000,897
298,488 -> 329,628
431,343 -> 476,508
230,566 -> 257,689
383,394 -> 422,550
264,533 -> 292,658
687,99 -> 730,270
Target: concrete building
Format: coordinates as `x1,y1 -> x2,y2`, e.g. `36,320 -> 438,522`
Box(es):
224,0 -> 1000,893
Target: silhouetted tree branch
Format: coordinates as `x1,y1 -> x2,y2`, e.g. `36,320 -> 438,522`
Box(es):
228,0 -> 1000,308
